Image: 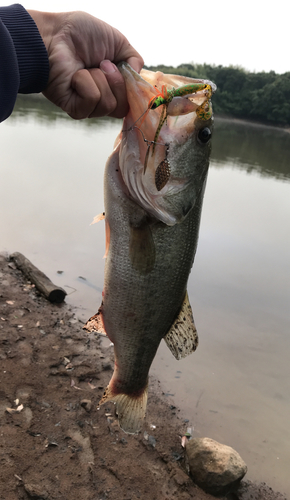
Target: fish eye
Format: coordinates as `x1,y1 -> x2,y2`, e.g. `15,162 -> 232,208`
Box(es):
198,127 -> 212,144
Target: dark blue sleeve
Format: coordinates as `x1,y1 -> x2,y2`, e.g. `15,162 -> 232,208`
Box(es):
0,4 -> 49,122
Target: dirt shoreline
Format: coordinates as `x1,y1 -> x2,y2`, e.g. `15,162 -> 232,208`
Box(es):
0,253 -> 287,500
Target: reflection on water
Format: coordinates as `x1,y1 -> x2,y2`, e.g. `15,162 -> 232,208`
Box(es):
10,95 -> 290,180
9,94 -> 113,129
212,117 -> 290,181
1,96 -> 290,497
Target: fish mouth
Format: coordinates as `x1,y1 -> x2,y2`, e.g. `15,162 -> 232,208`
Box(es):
117,62 -> 215,225
118,62 -> 213,148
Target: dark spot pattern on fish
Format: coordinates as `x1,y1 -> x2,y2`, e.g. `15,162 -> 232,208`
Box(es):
155,159 -> 171,191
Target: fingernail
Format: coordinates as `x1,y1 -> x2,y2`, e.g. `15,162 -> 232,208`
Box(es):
100,60 -> 117,75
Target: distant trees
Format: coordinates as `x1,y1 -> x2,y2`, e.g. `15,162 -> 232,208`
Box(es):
145,63 -> 290,126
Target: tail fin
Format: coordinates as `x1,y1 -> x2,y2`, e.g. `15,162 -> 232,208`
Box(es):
99,381 -> 148,434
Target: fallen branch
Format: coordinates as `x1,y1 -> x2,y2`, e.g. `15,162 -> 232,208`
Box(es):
10,252 -> 66,303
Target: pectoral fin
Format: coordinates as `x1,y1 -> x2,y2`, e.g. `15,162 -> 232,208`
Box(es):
90,213 -> 110,259
104,219 -> 110,259
90,212 -> 105,225
164,291 -> 198,360
129,224 -> 155,275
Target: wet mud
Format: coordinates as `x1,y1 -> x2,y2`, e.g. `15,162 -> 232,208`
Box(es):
0,253 -> 287,500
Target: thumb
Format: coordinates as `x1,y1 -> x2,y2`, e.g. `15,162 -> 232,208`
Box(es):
126,55 -> 144,74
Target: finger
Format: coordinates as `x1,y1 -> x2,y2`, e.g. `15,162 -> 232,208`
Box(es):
87,68 -> 118,118
99,60 -> 129,118
70,69 -> 101,119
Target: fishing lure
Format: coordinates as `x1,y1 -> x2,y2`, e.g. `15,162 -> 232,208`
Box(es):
145,82 -> 213,148
128,81 -> 214,177
148,83 -> 211,110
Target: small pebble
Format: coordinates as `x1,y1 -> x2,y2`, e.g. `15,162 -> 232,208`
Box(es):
80,399 -> 92,412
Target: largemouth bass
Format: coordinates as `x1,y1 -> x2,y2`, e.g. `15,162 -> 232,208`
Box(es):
85,63 -> 216,434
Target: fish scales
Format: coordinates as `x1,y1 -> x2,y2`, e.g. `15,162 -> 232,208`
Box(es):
85,63 -> 216,433
104,155 -> 204,379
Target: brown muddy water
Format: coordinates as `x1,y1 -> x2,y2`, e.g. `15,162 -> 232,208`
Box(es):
1,96 -> 290,497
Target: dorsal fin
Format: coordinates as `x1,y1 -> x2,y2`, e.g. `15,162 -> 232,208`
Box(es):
164,291 -> 198,360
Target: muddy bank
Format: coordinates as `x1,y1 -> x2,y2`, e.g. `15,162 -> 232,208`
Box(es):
0,253 -> 287,500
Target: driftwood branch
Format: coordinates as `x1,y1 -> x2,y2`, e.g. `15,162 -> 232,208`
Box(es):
10,252 -> 66,303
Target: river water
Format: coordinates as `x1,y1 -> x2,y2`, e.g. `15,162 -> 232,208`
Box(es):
1,96 -> 290,497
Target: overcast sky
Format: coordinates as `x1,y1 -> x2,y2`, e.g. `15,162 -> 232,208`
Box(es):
2,0 -> 288,74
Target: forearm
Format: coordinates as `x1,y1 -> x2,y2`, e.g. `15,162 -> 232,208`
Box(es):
27,9 -> 65,52
0,4 -> 49,122
0,6 -> 143,121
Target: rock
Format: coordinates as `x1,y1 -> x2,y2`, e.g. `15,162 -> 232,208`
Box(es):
143,431 -> 156,448
101,359 -> 113,371
15,386 -> 33,404
80,399 -> 92,412
21,407 -> 33,430
172,467 -> 190,487
185,437 -> 247,496
67,430 -> 94,466
23,482 -> 48,499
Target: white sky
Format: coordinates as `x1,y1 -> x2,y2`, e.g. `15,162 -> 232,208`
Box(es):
1,0 -> 289,74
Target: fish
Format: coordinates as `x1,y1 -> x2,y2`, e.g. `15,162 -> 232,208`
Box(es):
85,63 -> 216,434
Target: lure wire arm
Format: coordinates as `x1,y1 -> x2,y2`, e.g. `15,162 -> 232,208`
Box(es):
122,125 -> 170,175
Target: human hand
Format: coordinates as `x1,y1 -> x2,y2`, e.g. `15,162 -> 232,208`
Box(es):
28,10 -> 143,119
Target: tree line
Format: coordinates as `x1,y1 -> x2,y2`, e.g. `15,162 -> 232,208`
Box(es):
145,63 -> 290,126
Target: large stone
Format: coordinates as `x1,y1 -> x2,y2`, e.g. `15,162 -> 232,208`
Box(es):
186,437 -> 247,496
23,482 -> 49,499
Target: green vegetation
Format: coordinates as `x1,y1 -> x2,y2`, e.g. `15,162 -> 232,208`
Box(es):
145,63 -> 290,126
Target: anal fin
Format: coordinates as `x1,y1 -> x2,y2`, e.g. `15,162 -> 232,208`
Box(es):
164,291 -> 198,360
83,303 -> 107,335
